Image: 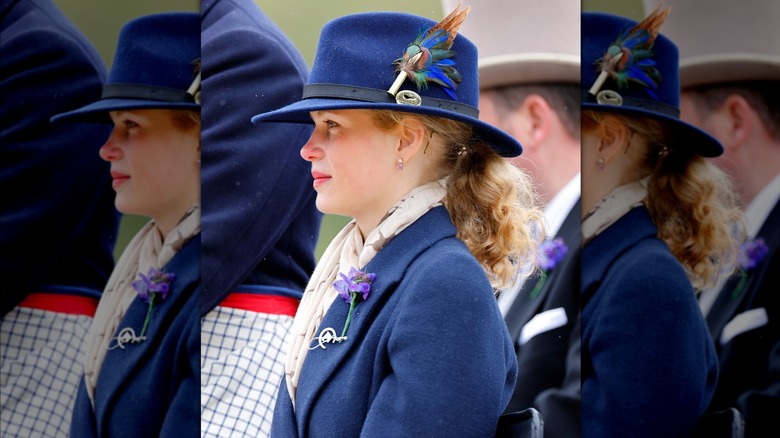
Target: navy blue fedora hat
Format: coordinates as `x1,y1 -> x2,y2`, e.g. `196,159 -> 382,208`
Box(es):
251,10 -> 522,157
52,12 -> 200,124
581,11 -> 723,157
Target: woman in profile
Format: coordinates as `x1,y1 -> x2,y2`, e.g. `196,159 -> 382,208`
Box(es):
52,12 -> 201,437
579,8 -> 742,437
252,5 -> 544,436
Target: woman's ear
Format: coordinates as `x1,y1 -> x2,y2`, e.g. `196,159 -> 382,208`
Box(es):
396,116 -> 428,160
598,115 -> 630,165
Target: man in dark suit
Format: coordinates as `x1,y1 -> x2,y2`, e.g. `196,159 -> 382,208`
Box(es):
0,0 -> 118,435
441,1 -> 581,436
200,0 -> 322,434
643,0 -> 780,435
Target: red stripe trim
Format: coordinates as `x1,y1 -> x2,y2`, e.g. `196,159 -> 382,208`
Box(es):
219,293 -> 300,316
19,293 -> 99,317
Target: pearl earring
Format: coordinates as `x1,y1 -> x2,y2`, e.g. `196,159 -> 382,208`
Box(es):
396,158 -> 404,171
597,157 -> 605,170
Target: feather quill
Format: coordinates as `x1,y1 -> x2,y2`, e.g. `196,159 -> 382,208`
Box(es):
387,3 -> 470,99
589,4 -> 671,99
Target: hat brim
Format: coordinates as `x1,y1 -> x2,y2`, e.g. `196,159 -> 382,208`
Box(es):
51,98 -> 199,124
251,97 -> 523,157
679,54 -> 780,88
478,53 -> 581,89
582,101 -> 724,158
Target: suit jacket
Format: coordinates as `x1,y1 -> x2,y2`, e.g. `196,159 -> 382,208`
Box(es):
581,206 -> 718,438
532,246 -> 582,438
0,0 -> 118,315
200,0 -> 321,315
69,236 -> 201,438
705,199 -> 780,437
505,199 -> 581,418
271,207 -> 517,437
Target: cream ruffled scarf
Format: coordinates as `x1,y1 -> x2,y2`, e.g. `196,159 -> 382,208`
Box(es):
82,204 -> 201,405
285,180 -> 447,406
582,179 -> 648,245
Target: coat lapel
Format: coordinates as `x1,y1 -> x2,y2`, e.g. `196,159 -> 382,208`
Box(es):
92,236 -> 200,425
506,200 -> 581,342
706,199 -> 780,340
293,207 -> 456,428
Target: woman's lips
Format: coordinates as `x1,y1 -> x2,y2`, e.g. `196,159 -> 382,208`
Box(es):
311,171 -> 331,189
110,171 -> 130,189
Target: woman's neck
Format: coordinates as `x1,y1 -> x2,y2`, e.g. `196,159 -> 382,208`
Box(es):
153,202 -> 198,240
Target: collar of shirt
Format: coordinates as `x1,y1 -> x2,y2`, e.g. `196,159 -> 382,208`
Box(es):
543,173 -> 581,237
744,173 -> 780,238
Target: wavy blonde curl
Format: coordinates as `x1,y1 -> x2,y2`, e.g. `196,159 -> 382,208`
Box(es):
372,110 -> 545,291
584,111 -> 744,290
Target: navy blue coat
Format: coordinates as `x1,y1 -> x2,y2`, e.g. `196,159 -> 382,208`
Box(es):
581,206 -> 718,438
200,0 -> 321,314
271,207 -> 517,437
0,0 -> 118,315
69,236 -> 201,438
705,199 -> 780,437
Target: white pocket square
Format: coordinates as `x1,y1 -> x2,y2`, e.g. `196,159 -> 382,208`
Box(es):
519,307 -> 568,346
720,307 -> 769,345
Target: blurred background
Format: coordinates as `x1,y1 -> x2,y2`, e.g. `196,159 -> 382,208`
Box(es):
52,0 -> 642,261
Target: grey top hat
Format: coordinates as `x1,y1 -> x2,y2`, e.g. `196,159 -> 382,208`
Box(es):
642,0 -> 780,87
441,0 -> 580,88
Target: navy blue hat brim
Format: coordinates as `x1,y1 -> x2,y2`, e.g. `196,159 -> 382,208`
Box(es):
582,100 -> 723,158
251,97 -> 522,157
51,98 -> 199,124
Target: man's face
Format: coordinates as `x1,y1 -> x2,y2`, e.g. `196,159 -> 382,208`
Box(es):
680,91 -> 741,179
478,91 -> 537,175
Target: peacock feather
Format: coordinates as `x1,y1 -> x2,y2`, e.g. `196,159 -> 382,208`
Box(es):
591,4 -> 671,99
387,3 -> 470,99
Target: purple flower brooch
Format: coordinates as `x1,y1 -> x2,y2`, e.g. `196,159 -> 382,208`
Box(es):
731,238 -> 769,299
109,267 -> 175,350
529,237 -> 568,299
311,267 -> 375,350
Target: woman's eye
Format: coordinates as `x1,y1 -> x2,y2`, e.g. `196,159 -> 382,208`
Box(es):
325,120 -> 338,129
124,120 -> 139,129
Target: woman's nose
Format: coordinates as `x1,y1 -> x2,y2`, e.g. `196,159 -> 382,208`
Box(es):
98,130 -> 122,161
300,136 -> 322,162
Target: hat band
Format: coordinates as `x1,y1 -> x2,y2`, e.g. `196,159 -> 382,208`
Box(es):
303,84 -> 480,118
102,83 -> 197,103
582,90 -> 680,118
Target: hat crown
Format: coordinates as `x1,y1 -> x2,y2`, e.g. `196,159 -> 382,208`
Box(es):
107,12 -> 200,91
307,11 -> 479,107
581,12 -> 680,111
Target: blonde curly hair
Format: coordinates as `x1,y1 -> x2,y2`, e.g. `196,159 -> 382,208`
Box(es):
583,110 -> 744,290
372,110 -> 545,290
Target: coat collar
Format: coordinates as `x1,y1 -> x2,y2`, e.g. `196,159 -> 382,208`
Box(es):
92,235 -> 200,423
581,205 -> 658,300
293,206 -> 456,426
